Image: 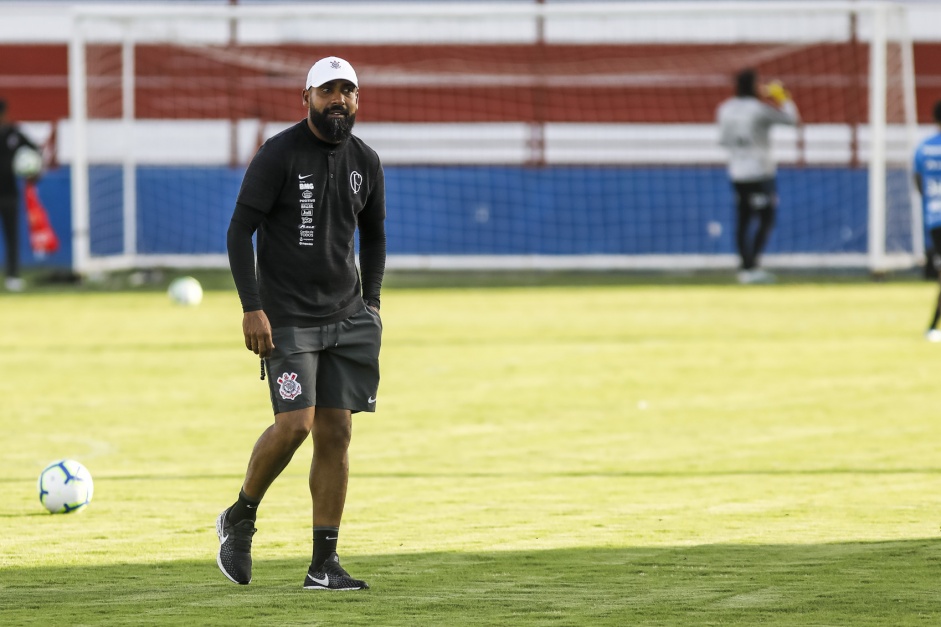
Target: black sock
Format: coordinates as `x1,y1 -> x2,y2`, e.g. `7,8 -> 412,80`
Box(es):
227,489 -> 260,525
312,527 -> 339,570
930,304 -> 941,330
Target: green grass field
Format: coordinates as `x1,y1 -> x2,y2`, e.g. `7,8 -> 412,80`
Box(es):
2,275 -> 941,625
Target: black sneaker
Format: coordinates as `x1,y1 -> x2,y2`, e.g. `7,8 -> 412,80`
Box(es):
303,553 -> 369,590
216,507 -> 256,585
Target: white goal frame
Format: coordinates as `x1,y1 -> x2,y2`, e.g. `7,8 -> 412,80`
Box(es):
68,1 -> 919,274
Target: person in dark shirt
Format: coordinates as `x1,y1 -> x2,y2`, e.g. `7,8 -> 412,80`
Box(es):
0,99 -> 40,292
217,57 -> 386,591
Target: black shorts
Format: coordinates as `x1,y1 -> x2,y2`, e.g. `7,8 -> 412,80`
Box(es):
264,306 -> 382,415
733,179 -> 777,213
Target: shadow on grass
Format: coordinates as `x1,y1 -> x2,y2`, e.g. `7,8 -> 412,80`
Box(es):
2,541 -> 940,626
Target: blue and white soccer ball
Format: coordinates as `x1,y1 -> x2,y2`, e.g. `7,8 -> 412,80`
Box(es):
12,146 -> 43,178
38,459 -> 94,514
168,276 -> 203,306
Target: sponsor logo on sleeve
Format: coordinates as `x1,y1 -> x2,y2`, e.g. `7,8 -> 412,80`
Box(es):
298,175 -> 317,246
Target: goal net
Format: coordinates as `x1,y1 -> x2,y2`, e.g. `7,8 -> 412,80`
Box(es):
67,1 -> 918,274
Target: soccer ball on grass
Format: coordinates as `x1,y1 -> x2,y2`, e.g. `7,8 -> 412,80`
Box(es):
38,459 -> 94,514
168,276 -> 203,306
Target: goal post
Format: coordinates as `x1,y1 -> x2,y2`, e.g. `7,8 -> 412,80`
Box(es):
66,1 -> 919,275
866,0 -> 921,272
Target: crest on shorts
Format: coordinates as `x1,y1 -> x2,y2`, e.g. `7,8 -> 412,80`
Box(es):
277,372 -> 302,400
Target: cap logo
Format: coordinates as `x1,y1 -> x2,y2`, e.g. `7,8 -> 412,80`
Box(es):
307,57 -> 357,90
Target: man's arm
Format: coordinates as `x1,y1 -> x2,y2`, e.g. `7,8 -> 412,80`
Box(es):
759,81 -> 799,127
227,204 -> 275,357
358,163 -> 387,311
763,99 -> 799,127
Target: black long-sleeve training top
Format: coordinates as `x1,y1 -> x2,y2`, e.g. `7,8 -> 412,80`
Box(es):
227,120 -> 386,328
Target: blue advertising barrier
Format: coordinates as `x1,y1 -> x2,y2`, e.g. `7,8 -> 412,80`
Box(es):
4,165 -> 909,270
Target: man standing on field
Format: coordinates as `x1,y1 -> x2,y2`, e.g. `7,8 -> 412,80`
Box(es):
914,100 -> 941,342
717,68 -> 799,284
218,56 -> 386,590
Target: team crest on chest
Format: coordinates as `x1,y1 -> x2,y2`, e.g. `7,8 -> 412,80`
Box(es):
350,171 -> 362,194
277,372 -> 302,400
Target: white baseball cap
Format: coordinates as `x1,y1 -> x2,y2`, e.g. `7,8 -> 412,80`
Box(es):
306,56 -> 358,89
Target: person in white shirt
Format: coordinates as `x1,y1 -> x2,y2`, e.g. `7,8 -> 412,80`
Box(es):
717,68 -> 799,284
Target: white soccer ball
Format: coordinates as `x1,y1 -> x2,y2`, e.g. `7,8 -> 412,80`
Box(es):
12,146 -> 43,178
38,459 -> 94,514
168,276 -> 203,306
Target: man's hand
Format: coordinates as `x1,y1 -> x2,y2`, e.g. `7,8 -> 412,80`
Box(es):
242,310 -> 275,358
763,80 -> 791,106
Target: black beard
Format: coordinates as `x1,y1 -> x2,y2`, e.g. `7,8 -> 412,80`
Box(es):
309,105 -> 356,143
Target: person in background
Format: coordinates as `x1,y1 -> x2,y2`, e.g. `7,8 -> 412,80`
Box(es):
0,98 -> 40,292
913,100 -> 941,342
717,68 -> 799,284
